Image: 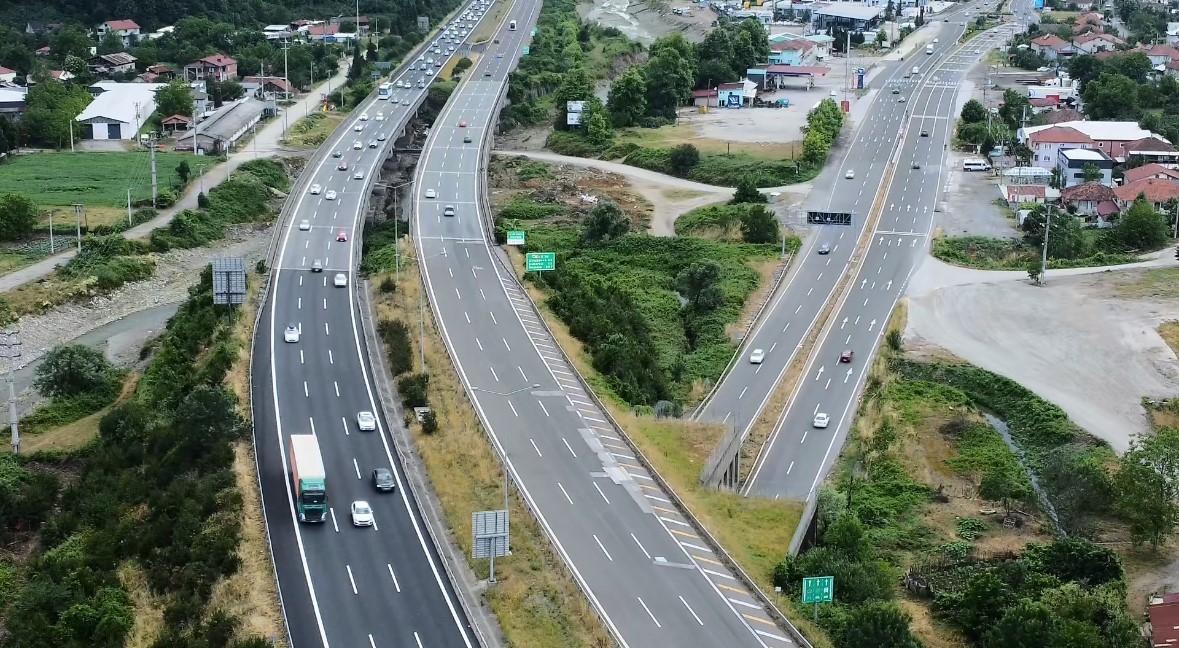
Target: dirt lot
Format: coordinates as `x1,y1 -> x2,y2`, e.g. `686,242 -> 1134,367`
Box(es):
938,164 -> 1021,239
906,260 -> 1179,453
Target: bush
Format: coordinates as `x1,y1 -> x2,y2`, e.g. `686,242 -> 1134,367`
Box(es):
396,372 -> 429,409
195,190 -> 209,209
255,259 -> 267,274
379,277 -> 397,293
34,344 -> 120,399
377,319 -> 414,376
420,410 -> 439,434
499,195 -> 567,221
886,329 -> 903,351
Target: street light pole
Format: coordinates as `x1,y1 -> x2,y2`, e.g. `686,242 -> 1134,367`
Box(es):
0,330 -> 22,455
472,383 -> 541,510
1039,205 -> 1052,286
418,248 -> 448,369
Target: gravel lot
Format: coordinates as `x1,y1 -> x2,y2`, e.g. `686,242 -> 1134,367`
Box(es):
906,258 -> 1179,452
938,163 -> 1021,238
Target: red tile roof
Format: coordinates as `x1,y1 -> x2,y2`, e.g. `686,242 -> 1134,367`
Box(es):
1097,200 -> 1119,216
774,39 -> 815,51
1045,108 -> 1083,124
1028,126 -> 1092,145
1150,599 -> 1179,647
1125,136 -> 1176,154
1030,97 -> 1061,107
195,54 -> 236,68
1061,181 -> 1116,203
0,66 -> 13,76
160,114 -> 191,124
104,19 -> 140,31
1114,177 -> 1179,203
1147,44 -> 1179,61
691,88 -> 719,98
307,24 -> 340,36
1032,34 -> 1069,50
1007,185 -> 1046,201
718,82 -> 744,90
1123,163 -> 1179,184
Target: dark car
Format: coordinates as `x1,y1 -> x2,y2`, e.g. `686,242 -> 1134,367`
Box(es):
912,161 -> 921,169
817,243 -> 831,255
311,259 -> 323,273
840,349 -> 854,363
463,135 -> 472,143
920,130 -> 929,137
372,468 -> 395,492
332,150 -> 343,158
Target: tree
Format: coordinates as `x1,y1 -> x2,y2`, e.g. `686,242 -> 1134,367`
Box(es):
955,572 -> 1017,640
580,201 -> 630,247
583,102 -> 614,147
1082,73 -> 1141,120
998,89 -> 1030,130
741,205 -> 780,244
960,99 -> 988,124
644,47 -> 694,120
1115,427 -> 1179,546
607,66 -> 647,127
1114,197 -> 1168,251
98,30 -> 127,55
0,193 -> 39,242
1081,163 -> 1101,183
554,66 -> 594,131
978,464 -> 1032,516
34,344 -> 118,399
176,160 -> 191,185
840,602 -> 921,648
51,24 -> 95,61
20,81 -> 92,148
668,143 -> 700,176
731,177 -> 767,204
676,260 -> 724,311
1021,206 -> 1087,260
875,29 -> 888,47
154,79 -> 194,121
985,601 -> 1059,648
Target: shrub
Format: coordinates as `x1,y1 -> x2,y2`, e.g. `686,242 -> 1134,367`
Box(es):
34,344 -> 120,399
377,319 -> 414,376
886,329 -> 903,351
255,259 -> 267,274
379,277 -> 397,293
197,192 -> 210,208
396,372 -> 429,409
420,410 -> 439,434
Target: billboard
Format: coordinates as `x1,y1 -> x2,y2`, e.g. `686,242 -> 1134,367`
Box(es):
726,93 -> 741,108
566,101 -> 585,126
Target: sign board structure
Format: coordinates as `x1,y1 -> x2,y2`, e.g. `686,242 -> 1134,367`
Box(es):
211,257 -> 247,306
506,230 -> 526,246
807,211 -> 854,226
472,509 -> 510,582
376,61 -> 392,70
802,575 -> 834,622
525,252 -> 555,272
726,93 -> 741,108
417,16 -> 430,32
566,100 -> 585,126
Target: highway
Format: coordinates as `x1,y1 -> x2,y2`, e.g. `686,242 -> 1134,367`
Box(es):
693,2 -> 1033,499
249,4 -> 503,647
412,4 -> 799,648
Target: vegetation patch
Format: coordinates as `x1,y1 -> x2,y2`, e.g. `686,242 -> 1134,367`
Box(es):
0,267 -> 270,648
0,152 -> 216,210
150,159 -> 289,251
284,111 -> 346,148
362,220 -> 611,647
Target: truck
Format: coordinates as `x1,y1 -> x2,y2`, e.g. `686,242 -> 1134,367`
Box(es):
289,434 -> 328,523
926,45 -> 934,55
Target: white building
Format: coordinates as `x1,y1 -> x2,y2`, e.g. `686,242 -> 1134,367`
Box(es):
75,82 -> 163,140
96,19 -> 141,48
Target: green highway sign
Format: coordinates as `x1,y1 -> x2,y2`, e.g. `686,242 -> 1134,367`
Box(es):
507,230 -> 526,246
801,576 -> 834,605
523,46 -> 530,55
531,28 -> 537,36
525,252 -> 555,272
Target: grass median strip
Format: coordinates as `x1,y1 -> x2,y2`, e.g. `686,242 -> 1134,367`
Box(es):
365,232 -> 610,648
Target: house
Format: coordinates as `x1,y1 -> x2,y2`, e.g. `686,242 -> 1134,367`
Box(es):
1020,121 -> 1163,162
691,88 -> 720,108
1146,44 -> 1179,67
717,79 -> 757,108
0,67 -> 14,84
0,88 -> 27,122
174,98 -> 266,154
1005,184 -> 1047,205
1147,593 -> 1179,648
769,39 -> 816,66
304,23 -> 340,41
96,19 -> 141,48
1003,166 -> 1055,186
47,70 -> 74,82
184,54 -> 238,82
240,75 -> 295,97
160,114 -> 191,133
1026,125 -> 1093,166
1123,162 -> 1179,185
1030,34 -> 1072,60
1072,11 -> 1104,34
803,34 -> 835,61
74,82 -> 163,140
1044,108 -> 1083,124
1060,181 -> 1119,222
25,22 -> 61,35
90,52 -> 137,75
145,26 -> 174,41
1057,147 -> 1114,188
1123,136 -> 1179,165
35,46 -> 51,57
146,64 -> 176,80
1072,32 -> 1122,55
263,24 -> 292,40
192,90 -> 209,115
1113,177 -> 1179,210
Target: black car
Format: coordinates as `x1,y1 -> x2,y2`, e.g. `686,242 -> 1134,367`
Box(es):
920,130 -> 929,137
817,243 -> 831,255
372,468 -> 395,492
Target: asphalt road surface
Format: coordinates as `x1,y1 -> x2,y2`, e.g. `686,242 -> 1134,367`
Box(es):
413,5 -> 799,648
250,3 -> 501,647
692,1 -> 1033,501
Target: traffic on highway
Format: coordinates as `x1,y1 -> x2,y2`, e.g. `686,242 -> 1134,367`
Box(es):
250,2 -> 503,647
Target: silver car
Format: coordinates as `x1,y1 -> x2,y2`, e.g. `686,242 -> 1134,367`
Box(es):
357,411 -> 377,431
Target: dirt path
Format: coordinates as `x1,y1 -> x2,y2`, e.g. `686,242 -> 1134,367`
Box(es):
905,256 -> 1179,452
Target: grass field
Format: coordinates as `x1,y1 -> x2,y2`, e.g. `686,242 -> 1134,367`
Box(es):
472,0 -> 515,43
0,151 -> 217,209
283,111 -> 345,148
615,124 -> 804,161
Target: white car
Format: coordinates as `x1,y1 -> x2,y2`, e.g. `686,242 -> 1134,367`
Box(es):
298,220 -> 311,231
425,188 -> 437,199
933,38 -> 939,43
813,413 -> 830,429
283,324 -> 300,343
309,184 -> 322,195
360,113 -> 370,121
426,69 -> 434,76
353,140 -> 363,150
375,112 -> 385,121
749,348 -> 765,364
351,501 -> 374,527
354,170 -> 364,180
325,190 -> 338,201
334,273 -> 348,287
354,123 -> 363,132
401,99 -> 410,106
443,205 -> 456,217
845,169 -> 855,179
357,411 -> 377,431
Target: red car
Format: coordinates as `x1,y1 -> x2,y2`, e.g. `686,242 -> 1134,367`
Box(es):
338,161 -> 348,171
839,349 -> 854,363
336,231 -> 348,242
458,120 -> 467,127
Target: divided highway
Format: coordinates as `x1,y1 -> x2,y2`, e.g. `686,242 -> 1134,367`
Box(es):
693,2 -> 1031,501
250,3 -> 503,647
413,4 -> 801,648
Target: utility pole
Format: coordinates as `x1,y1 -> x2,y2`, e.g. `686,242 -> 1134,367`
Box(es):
48,210 -> 55,254
68,119 -> 75,153
0,330 -> 21,455
192,102 -> 200,156
73,203 -> 83,251
150,136 -> 158,208
127,188 -> 132,226
282,40 -> 291,102
845,29 -> 851,98
1039,205 -> 1052,286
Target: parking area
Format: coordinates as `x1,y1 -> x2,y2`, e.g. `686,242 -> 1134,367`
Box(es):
938,161 -> 1021,238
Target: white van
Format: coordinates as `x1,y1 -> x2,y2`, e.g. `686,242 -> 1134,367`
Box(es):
962,159 -> 992,172
926,45 -> 934,54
